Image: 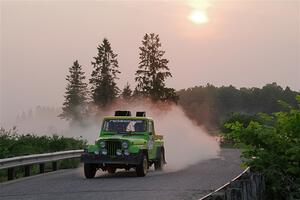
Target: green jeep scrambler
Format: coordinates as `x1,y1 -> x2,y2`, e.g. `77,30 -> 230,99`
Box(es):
81,111 -> 166,178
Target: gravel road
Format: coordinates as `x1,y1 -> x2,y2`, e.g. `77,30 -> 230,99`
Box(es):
0,148 -> 242,200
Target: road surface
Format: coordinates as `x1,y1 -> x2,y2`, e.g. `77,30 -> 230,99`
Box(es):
0,148 -> 242,200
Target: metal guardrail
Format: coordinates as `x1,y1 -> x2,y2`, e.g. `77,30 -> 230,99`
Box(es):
0,150 -> 83,181
199,167 -> 264,200
199,167 -> 250,200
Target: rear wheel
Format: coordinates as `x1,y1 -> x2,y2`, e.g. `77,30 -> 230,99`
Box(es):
136,154 -> 148,177
84,163 -> 97,179
154,151 -> 165,171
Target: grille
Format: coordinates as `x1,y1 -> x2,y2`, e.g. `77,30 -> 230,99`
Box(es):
106,140 -> 121,156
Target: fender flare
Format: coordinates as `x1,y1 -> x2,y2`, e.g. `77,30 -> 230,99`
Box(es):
138,149 -> 149,162
155,146 -> 166,163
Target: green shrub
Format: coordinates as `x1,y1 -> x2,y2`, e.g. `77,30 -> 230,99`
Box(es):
221,113 -> 262,134
220,113 -> 262,147
224,96 -> 300,199
0,129 -> 87,182
0,128 -> 87,159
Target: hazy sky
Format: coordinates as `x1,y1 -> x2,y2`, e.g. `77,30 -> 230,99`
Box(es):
0,0 -> 299,127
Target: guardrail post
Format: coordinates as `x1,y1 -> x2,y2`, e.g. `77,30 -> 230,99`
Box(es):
7,168 -> 15,180
52,161 -> 58,171
24,165 -> 31,177
39,163 -> 45,173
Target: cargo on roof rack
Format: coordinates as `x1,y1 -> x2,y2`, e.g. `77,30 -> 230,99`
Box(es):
115,111 -> 131,116
136,112 -> 146,117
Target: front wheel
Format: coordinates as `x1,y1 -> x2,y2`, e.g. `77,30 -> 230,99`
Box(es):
136,154 -> 148,177
84,163 -> 97,179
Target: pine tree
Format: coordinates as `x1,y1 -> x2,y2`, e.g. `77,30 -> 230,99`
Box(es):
60,60 -> 88,122
121,83 -> 132,100
135,33 -> 178,102
90,38 -> 120,107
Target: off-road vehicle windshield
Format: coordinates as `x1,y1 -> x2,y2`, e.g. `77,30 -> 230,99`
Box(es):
103,119 -> 146,134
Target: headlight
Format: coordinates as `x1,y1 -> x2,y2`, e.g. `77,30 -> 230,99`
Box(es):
116,149 -> 122,156
101,149 -> 107,155
99,141 -> 106,148
124,149 -> 130,156
122,141 -> 128,149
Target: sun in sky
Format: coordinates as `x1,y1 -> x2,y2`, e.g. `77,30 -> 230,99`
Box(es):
187,0 -> 210,25
188,10 -> 209,24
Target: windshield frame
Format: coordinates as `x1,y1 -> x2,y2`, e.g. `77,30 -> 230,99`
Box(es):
101,118 -> 148,134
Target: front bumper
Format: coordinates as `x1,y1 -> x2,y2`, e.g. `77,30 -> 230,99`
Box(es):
81,151 -> 143,165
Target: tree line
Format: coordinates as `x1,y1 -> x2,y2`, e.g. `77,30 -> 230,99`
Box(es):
60,33 -> 178,123
178,83 -> 300,130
